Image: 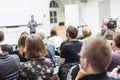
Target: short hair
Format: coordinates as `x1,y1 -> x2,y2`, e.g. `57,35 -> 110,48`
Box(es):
26,34 -> 47,59
107,21 -> 116,29
50,29 -> 57,37
0,31 -> 4,42
67,26 -> 78,39
31,15 -> 34,17
1,44 -> 13,54
113,32 -> 120,48
81,36 -> 112,72
37,31 -> 46,40
82,28 -> 91,37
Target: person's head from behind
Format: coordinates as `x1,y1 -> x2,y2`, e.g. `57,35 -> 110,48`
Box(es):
107,21 -> 116,29
1,44 -> 13,54
50,29 -> 57,37
66,26 -> 78,39
37,31 -> 46,40
112,32 -> 120,50
82,28 -> 91,38
80,36 -> 112,74
0,31 -> 4,42
18,33 -> 28,54
20,32 -> 29,36
25,34 -> 47,59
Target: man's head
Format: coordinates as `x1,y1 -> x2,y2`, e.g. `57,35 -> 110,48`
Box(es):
50,29 -> 57,37
112,32 -> 120,49
31,15 -> 34,21
0,31 -> 4,42
80,36 -> 112,74
66,26 -> 78,39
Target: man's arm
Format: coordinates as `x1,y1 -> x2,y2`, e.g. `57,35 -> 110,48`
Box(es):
34,21 -> 37,27
28,21 -> 31,28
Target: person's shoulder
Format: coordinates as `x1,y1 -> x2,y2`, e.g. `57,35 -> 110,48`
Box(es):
9,54 -> 19,60
108,77 -> 119,80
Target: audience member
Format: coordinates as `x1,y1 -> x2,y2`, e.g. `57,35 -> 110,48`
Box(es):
37,31 -> 55,57
1,44 -> 13,54
108,32 -> 120,71
0,31 -> 4,42
48,29 -> 63,52
19,34 -> 54,80
60,26 -> 82,64
77,36 -> 118,80
103,21 -> 116,40
78,27 -> 91,40
100,19 -> 108,36
13,33 -> 29,62
0,31 -> 20,79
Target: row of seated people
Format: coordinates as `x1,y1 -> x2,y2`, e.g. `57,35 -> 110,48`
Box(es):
0,24 -> 120,80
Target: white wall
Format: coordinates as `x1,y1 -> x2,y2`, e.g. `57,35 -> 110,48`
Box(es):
110,0 -> 120,18
81,0 -> 100,36
65,4 -> 79,28
0,0 -> 51,32
98,0 -> 110,25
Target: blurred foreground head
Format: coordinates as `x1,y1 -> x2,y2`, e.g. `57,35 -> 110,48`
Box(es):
80,36 -> 112,73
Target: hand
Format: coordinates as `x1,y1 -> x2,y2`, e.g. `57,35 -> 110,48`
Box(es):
109,68 -> 118,78
33,24 -> 35,26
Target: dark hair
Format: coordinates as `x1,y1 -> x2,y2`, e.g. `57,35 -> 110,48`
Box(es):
50,29 -> 57,37
67,26 -> 78,39
0,31 -> 4,42
113,32 -> 120,48
1,44 -> 13,54
31,15 -> 34,17
107,21 -> 116,29
26,34 -> 47,59
81,36 -> 112,72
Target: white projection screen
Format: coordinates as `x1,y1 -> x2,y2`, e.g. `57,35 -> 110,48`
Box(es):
0,0 -> 43,27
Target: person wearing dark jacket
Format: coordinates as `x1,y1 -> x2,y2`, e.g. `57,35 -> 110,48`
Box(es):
0,31 -> 20,79
77,36 -> 119,80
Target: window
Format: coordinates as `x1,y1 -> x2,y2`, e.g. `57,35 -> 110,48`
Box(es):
49,0 -> 59,24
50,11 -> 57,23
50,1 -> 59,8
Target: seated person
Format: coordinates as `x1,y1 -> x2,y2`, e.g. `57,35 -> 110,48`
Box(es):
78,27 -> 91,40
76,36 -> 118,80
1,44 -> 13,54
37,31 -> 55,57
13,32 -> 29,62
0,31 -> 20,79
103,21 -> 116,40
108,32 -> 120,71
19,34 -> 54,80
60,26 -> 82,64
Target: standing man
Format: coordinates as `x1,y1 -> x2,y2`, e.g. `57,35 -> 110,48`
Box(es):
28,15 -> 37,34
